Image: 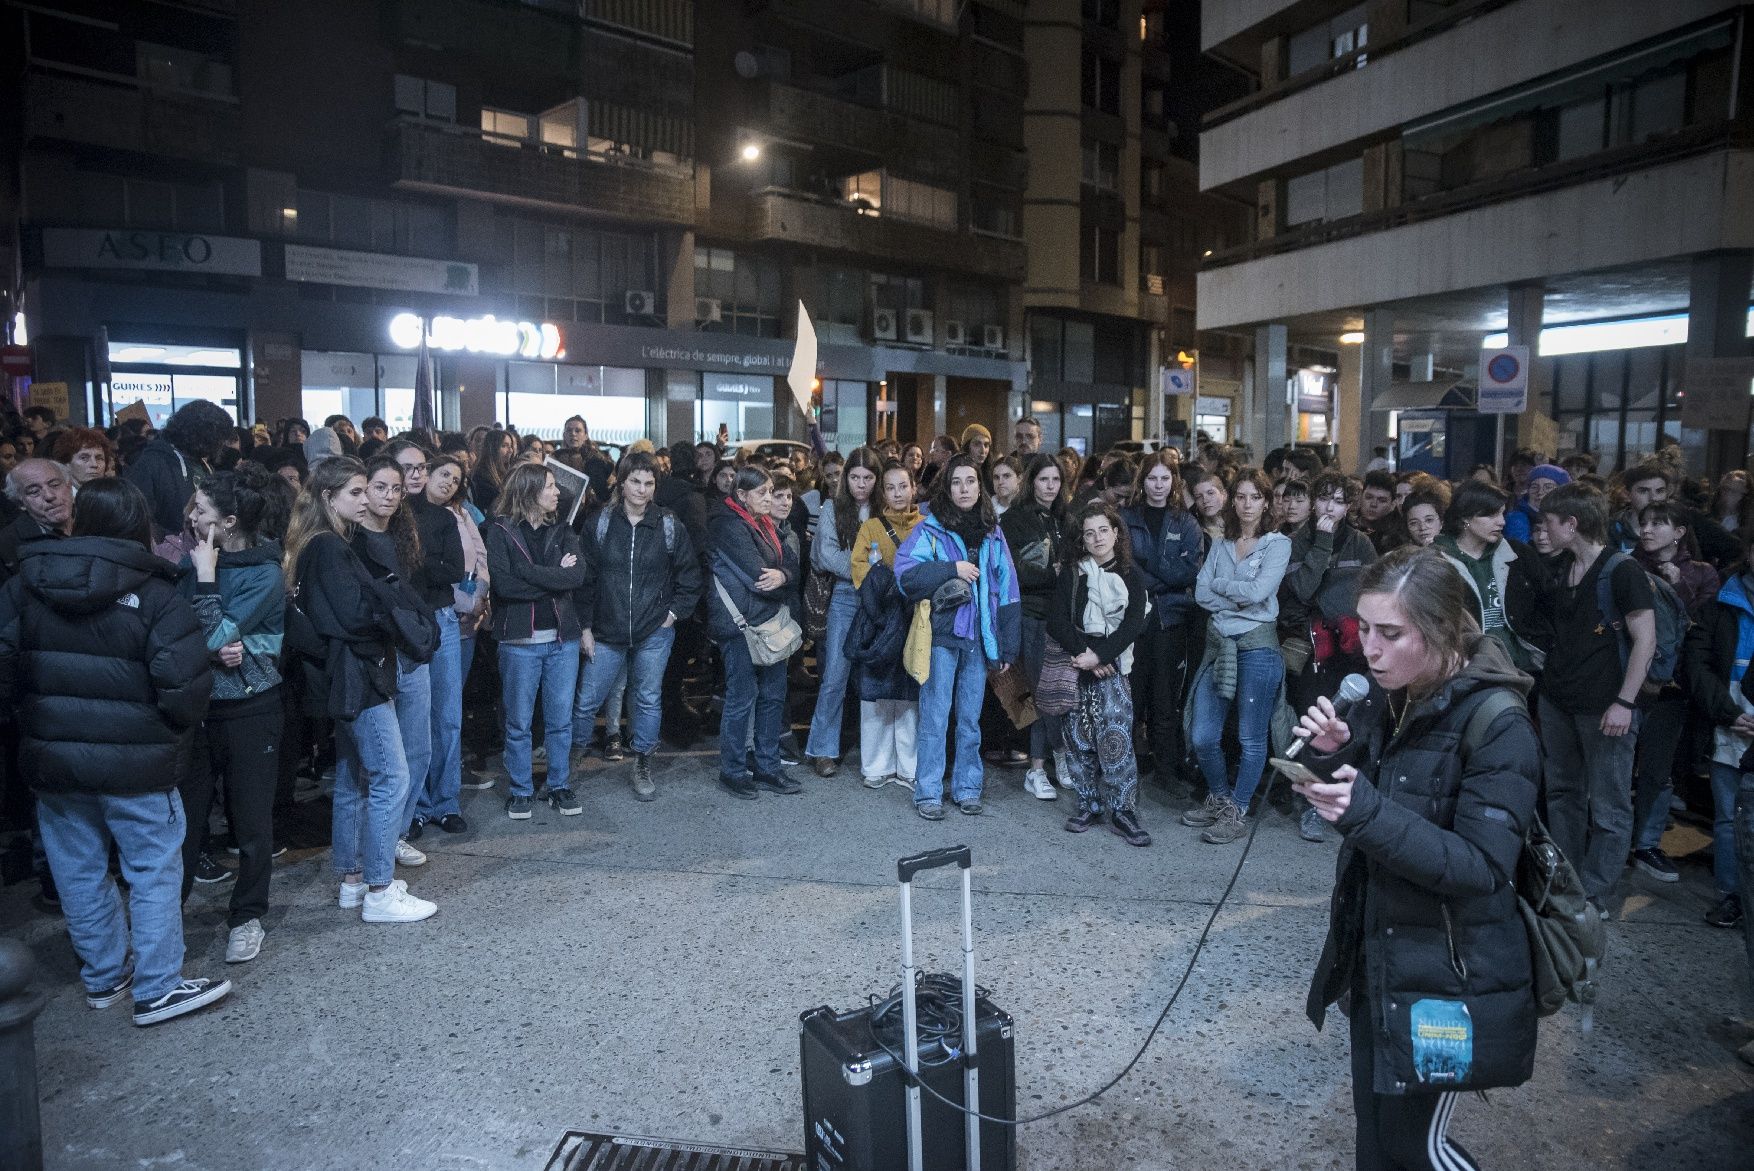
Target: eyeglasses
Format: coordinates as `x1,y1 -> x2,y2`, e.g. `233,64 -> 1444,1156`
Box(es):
398,462 -> 428,474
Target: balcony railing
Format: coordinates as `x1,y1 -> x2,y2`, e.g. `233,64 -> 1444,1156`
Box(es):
1204,121 -> 1742,270
745,188 -> 1025,282
390,118 -> 695,227
766,82 -> 961,171
24,68 -> 240,163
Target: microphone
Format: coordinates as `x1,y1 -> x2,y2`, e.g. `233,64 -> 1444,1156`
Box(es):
1283,672 -> 1371,759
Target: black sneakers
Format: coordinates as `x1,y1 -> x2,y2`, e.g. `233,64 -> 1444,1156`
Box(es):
718,773 -> 760,801
192,854 -> 233,885
1705,893 -> 1744,929
547,787 -> 582,816
505,795 -> 534,821
753,771 -> 803,795
1110,809 -> 1152,847
436,813 -> 468,834
1631,847 -> 1679,883
132,977 -> 231,1027
1064,808 -> 1101,834
86,967 -> 135,1009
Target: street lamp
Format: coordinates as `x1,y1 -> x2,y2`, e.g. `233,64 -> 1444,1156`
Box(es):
741,142 -> 762,163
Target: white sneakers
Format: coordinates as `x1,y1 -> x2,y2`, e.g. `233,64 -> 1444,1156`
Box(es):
1052,750 -> 1074,789
1024,768 -> 1057,800
362,881 -> 438,924
339,878 -> 437,923
394,839 -> 428,867
225,919 -> 264,963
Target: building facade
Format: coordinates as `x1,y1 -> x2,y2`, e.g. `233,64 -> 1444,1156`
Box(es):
1197,0 -> 1754,475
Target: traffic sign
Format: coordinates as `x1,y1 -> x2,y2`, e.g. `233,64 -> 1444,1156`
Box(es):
0,345 -> 31,378
1477,345 -> 1529,414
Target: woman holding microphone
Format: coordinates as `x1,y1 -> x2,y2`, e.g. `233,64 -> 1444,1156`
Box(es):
1294,546 -> 1540,1171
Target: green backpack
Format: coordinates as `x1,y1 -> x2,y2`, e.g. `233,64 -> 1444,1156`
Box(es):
1461,690 -> 1606,1027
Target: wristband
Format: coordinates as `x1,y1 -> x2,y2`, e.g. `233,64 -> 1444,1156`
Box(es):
1610,697 -> 1636,711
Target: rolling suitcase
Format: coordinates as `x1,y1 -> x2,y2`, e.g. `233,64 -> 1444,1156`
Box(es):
800,846 -> 1017,1171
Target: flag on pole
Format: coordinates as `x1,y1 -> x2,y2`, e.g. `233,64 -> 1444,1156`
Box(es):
411,325 -> 435,434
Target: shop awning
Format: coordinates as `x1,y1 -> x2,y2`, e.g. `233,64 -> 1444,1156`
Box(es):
1369,379 -> 1476,411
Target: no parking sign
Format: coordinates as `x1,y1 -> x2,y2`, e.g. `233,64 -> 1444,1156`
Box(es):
1478,346 -> 1529,414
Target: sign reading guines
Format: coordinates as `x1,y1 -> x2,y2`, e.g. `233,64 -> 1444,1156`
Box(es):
388,312 -> 563,360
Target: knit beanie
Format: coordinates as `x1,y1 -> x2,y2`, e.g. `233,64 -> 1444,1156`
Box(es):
960,423 -> 992,448
1528,464 -> 1570,487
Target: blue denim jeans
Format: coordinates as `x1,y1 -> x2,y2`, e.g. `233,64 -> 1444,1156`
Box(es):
573,626 -> 675,756
1188,645 -> 1280,811
394,654 -> 433,832
37,788 -> 187,1003
1711,762 -> 1744,897
331,700 -> 411,887
419,607 -> 464,821
914,641 -> 988,807
719,636 -> 787,781
500,639 -> 581,797
806,582 -> 859,759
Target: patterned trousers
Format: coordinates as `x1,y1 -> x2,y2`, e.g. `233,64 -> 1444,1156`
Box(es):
1063,672 -> 1139,815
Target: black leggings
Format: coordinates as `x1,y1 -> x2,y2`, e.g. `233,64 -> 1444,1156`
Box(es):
1348,993 -> 1481,1171
180,692 -> 282,927
1132,620 -> 1191,772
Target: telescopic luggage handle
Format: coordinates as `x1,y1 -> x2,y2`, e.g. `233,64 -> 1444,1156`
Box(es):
898,845 -> 972,883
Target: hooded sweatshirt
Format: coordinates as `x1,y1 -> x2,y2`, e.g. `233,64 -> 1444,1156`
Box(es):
0,536 -> 212,794
178,539 -> 286,702
303,426 -> 344,473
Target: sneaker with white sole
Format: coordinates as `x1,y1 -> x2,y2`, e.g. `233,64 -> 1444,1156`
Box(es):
1024,768 -> 1057,800
361,883 -> 437,924
1052,750 -> 1073,788
132,977 -> 231,1026
225,919 -> 264,963
85,966 -> 134,1009
394,839 -> 428,867
861,773 -> 891,790
338,879 -> 368,909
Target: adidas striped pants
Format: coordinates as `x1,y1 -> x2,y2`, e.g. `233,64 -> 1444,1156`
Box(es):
1349,991 -> 1483,1171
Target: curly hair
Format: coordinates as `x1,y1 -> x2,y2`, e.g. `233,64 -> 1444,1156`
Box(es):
161,400 -> 235,462
50,427 -> 117,475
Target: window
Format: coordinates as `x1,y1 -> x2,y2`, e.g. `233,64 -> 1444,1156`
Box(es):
295,192 -> 452,256
972,192 -> 1020,238
839,172 -> 957,230
1081,50 -> 1121,114
1287,4 -> 1369,76
1080,224 -> 1119,285
1081,141 -> 1119,190
1285,158 -> 1363,226
694,246 -> 782,337
481,108 -> 533,144
394,75 -> 457,122
876,0 -> 956,31
506,219 -> 660,325
77,174 -> 225,232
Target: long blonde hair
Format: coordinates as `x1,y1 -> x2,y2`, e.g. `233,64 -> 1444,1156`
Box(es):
281,456 -> 366,588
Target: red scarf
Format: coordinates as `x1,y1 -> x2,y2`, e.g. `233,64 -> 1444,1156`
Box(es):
726,497 -> 781,558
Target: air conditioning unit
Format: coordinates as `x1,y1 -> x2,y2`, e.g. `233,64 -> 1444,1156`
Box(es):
872,307 -> 898,341
944,319 -> 967,346
981,324 -> 1005,351
624,290 -> 656,316
904,308 -> 934,344
695,297 -> 723,324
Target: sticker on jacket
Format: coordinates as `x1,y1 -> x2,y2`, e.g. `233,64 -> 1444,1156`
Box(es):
1410,998 -> 1473,1085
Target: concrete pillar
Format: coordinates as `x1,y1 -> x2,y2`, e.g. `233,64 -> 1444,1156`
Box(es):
1336,339 -> 1363,472
1252,323 -> 1288,459
1506,281 -> 1549,460
1686,251 -> 1754,478
1358,308 -> 1394,469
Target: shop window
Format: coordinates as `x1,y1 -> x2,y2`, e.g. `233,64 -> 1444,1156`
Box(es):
502,363 -> 647,443
698,373 -> 775,442
820,380 -> 869,453
109,341 -> 242,428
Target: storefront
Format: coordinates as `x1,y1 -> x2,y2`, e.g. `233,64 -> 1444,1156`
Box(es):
107,338 -> 243,429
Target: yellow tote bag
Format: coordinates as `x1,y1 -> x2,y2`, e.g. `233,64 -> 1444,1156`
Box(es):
903,599 -> 933,684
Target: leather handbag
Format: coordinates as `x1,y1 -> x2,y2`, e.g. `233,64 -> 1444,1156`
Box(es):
714,576 -> 803,666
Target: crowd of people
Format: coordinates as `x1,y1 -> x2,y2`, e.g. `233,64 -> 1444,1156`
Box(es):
1,401 -> 1751,1121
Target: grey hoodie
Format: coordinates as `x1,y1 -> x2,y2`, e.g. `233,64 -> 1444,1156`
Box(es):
304,426 -> 344,471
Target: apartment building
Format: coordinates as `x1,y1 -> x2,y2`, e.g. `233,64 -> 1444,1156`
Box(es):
1197,0 -> 1754,475
3,0 -> 1026,449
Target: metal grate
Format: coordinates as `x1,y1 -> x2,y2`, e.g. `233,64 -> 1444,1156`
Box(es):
545,1131 -> 805,1171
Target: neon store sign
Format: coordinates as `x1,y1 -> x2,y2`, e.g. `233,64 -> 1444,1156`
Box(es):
388,312 -> 564,360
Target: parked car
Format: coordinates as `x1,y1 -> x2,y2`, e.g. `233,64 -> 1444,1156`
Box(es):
727,438 -> 813,466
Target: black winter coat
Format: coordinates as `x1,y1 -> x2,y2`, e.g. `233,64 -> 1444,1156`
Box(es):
123,437 -> 204,538
577,504 -> 702,647
845,562 -> 917,702
408,496 -> 468,611
484,517 -> 586,642
0,512 -> 62,585
0,537 -> 211,795
706,500 -> 799,645
998,500 -> 1069,621
294,530 -> 397,720
1683,574 -> 1751,726
1305,637 -> 1540,1095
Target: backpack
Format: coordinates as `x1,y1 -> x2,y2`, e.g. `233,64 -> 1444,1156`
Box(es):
1595,551 -> 1687,692
1461,690 -> 1606,1026
595,506 -> 676,553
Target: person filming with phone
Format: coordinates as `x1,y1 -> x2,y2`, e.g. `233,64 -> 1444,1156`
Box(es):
1291,546 -> 1542,1171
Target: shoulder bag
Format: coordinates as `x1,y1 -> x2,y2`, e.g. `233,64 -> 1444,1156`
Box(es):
714,575 -> 803,666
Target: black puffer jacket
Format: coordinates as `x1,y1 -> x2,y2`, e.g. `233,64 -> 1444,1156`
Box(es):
0,537 -> 211,795
577,504 -> 702,647
1305,637 -> 1540,1095
705,499 -> 799,645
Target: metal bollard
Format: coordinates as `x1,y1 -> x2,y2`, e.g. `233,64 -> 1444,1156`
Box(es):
0,937 -> 46,1171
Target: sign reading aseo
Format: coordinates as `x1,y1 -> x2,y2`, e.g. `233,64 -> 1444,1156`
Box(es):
388,312 -> 563,361
42,228 -> 263,276
1477,345 -> 1530,414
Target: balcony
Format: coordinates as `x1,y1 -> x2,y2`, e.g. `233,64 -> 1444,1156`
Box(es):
765,83 -> 960,176
24,69 -> 240,163
745,188 -> 1025,282
390,119 -> 695,227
